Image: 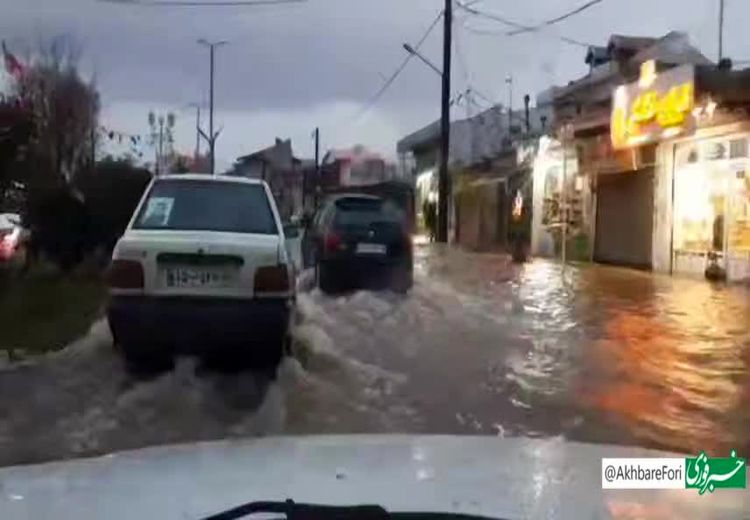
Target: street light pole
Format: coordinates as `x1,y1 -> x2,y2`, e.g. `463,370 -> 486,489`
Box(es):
198,39 -> 227,175
209,43 -> 215,173
438,0 -> 452,243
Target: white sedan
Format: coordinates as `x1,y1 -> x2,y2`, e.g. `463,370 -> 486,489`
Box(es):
106,174 -> 295,373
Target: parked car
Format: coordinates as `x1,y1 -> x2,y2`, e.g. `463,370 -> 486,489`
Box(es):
106,174 -> 295,373
0,213 -> 29,268
305,194 -> 412,293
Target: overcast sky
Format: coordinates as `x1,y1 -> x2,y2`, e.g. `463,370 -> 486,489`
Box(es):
0,0 -> 744,169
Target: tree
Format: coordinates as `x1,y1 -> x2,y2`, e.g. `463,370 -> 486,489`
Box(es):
172,154 -> 191,174
76,156 -> 151,254
0,99 -> 33,211
14,37 -> 99,189
5,36 -> 100,269
171,152 -> 210,174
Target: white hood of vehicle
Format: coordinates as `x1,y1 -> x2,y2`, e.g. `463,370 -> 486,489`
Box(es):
0,435 -> 746,519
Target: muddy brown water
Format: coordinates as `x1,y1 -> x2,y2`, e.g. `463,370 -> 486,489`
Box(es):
0,244 -> 748,466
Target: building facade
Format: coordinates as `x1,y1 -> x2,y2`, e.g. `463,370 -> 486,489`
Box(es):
229,138 -> 304,220
320,146 -> 395,190
532,30 -> 750,282
397,98 -> 550,250
643,67 -> 750,282
531,31 -> 714,267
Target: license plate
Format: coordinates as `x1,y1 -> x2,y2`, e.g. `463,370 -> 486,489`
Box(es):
164,267 -> 230,288
356,243 -> 387,255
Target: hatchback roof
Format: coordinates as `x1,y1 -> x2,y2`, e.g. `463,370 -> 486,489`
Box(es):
158,174 -> 264,186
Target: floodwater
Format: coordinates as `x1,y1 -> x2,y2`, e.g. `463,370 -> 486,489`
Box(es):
0,243 -> 749,466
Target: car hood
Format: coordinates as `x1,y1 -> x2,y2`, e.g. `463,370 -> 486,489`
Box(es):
0,435 -> 746,519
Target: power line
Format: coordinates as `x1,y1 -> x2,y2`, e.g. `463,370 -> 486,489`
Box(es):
507,0 -> 605,36
353,9 -> 444,122
456,2 -> 594,47
453,10 -> 471,84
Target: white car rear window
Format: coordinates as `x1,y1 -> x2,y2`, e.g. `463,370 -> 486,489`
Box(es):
134,179 -> 278,235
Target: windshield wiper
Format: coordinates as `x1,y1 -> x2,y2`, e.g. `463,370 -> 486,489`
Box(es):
201,499 -> 504,520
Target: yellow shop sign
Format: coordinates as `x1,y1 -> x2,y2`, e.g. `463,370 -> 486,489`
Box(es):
611,61 -> 695,149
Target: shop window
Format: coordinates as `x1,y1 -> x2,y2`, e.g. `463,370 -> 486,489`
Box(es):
676,144 -> 700,166
730,138 -> 748,159
673,140 -> 750,261
728,170 -> 750,253
703,140 -> 727,161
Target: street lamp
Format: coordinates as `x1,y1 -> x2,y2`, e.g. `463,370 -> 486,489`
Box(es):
197,38 -> 228,175
402,43 -> 443,77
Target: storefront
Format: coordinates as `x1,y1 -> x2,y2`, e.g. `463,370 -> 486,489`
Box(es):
612,59 -> 750,281
531,136 -> 591,259
607,60 -> 697,269
669,133 -> 750,281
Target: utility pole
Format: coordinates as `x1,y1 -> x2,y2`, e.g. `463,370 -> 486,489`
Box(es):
437,0 -> 452,243
313,127 -> 320,209
193,105 -> 201,162
158,115 -> 165,176
209,44 -> 214,173
198,39 -> 227,175
718,0 -> 725,62
509,78 -> 514,128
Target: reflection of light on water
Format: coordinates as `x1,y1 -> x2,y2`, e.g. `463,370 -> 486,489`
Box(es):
412,234 -> 430,246
582,282 -> 747,454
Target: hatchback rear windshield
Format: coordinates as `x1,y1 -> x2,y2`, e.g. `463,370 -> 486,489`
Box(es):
133,179 -> 277,234
333,198 -> 403,228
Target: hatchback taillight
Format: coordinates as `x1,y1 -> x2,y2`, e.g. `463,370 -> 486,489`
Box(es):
106,259 -> 144,289
254,265 -> 290,293
324,232 -> 343,253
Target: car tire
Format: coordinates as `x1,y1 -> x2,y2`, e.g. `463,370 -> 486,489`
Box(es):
391,263 -> 413,294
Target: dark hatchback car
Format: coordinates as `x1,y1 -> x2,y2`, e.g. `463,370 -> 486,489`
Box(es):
304,195 -> 412,293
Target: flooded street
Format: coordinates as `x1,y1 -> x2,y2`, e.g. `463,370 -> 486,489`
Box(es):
292,244 -> 750,456
1,243 -> 749,466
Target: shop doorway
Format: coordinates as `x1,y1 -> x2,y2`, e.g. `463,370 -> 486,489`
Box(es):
594,169 -> 654,268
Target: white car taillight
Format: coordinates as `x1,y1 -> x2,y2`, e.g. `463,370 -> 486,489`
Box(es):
254,265 -> 290,294
106,259 -> 145,289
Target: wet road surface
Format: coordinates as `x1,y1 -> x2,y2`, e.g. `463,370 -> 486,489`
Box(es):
1,243 -> 749,466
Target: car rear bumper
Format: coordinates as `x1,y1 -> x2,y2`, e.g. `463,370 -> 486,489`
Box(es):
107,295 -> 291,354
320,255 -> 412,287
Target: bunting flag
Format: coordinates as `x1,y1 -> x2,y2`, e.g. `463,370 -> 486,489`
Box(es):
1,40 -> 25,80
100,126 -> 145,145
